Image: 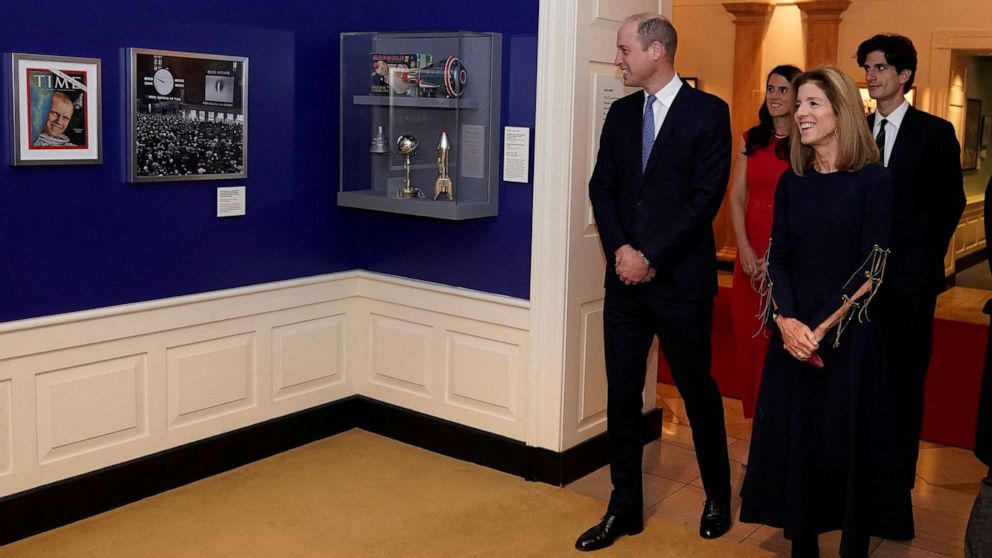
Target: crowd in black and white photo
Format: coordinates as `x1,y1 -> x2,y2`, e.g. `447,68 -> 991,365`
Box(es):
135,112 -> 244,177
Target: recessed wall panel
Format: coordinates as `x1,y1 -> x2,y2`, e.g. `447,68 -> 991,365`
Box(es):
272,315 -> 345,400
167,333 -> 255,428
594,0 -> 656,23
36,355 -> 148,463
0,380 -> 11,474
578,303 -> 608,429
369,314 -> 431,395
446,331 -> 516,417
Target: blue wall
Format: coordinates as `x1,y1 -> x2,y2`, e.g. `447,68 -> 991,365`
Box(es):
0,1 -> 538,322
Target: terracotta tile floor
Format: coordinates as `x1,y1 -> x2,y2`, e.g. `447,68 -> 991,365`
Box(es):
565,385 -> 987,557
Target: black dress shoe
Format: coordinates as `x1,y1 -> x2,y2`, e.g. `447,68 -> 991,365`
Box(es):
790,536 -> 820,558
575,513 -> 643,551
699,499 -> 731,539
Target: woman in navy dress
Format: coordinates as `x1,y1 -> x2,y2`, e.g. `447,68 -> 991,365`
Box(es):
739,66 -> 913,558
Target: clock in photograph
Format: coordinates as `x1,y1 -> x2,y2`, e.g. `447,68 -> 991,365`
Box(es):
153,68 -> 174,95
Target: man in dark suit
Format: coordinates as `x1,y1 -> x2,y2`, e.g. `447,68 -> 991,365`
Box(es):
576,13 -> 732,552
979,175 -> 992,475
857,34 -> 966,491
965,177 -> 991,556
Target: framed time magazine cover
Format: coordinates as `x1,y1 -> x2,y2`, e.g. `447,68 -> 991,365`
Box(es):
10,53 -> 102,165
128,48 -> 248,182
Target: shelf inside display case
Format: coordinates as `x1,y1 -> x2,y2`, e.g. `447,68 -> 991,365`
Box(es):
337,31 -> 502,220
336,190 -> 498,220
351,95 -> 478,109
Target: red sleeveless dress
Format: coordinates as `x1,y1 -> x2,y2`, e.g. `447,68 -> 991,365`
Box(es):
732,134 -> 790,418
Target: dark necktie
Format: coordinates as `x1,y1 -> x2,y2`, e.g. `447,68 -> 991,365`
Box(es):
875,118 -> 888,166
642,95 -> 656,172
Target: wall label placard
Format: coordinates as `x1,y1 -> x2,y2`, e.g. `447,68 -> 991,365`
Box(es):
502,126 -> 530,183
217,186 -> 246,217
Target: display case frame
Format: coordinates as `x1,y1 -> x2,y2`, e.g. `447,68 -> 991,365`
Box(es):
337,31 -> 502,220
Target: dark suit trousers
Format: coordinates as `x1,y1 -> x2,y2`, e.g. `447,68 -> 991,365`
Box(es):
603,287 -> 730,515
976,304 -> 992,467
877,289 -> 938,487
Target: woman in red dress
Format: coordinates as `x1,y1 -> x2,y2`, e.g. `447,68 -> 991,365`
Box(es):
730,65 -> 801,419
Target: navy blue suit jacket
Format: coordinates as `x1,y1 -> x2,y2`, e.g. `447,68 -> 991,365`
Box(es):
869,106 -> 965,295
589,83 -> 731,300
979,177 -> 991,466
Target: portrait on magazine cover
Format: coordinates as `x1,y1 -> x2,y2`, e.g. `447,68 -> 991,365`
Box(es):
10,53 -> 102,165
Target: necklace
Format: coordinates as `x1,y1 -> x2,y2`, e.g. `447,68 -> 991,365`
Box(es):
773,133 -> 788,139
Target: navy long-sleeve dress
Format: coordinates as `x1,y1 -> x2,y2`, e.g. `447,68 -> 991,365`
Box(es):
739,163 -> 914,542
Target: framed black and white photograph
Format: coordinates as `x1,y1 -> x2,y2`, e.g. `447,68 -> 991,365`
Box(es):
962,98 -> 981,171
10,53 -> 102,166
128,48 -> 248,182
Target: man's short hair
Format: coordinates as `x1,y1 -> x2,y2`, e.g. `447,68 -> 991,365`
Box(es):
626,13 -> 678,64
856,34 -> 917,90
50,91 -> 74,107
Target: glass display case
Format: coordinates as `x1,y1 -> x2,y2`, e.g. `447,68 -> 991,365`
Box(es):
338,31 -> 502,220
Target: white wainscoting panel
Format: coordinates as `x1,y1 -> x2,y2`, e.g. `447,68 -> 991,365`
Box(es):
360,276 -> 530,441
368,313 -> 433,396
954,197 -> 986,260
0,274 -> 361,497
268,301 -> 355,418
272,314 -> 346,401
167,333 -> 256,429
446,331 -> 516,417
0,380 -> 11,474
0,271 -> 534,497
36,355 -> 148,464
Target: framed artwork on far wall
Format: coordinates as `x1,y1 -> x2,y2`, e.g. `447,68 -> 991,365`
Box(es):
981,114 -> 992,148
962,98 -> 981,171
9,53 -> 102,166
128,48 -> 248,183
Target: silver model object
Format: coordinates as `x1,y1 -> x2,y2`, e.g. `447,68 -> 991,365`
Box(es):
433,131 -> 453,200
397,135 -> 421,198
370,125 -> 389,154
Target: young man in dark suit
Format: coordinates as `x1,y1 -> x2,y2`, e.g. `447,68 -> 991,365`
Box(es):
857,34 -> 966,491
576,12 -> 732,552
964,176 -> 991,555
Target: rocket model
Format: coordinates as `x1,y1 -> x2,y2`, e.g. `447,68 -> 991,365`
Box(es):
434,131 -> 453,201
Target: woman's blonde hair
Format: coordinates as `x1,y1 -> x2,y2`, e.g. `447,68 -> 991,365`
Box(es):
789,65 -> 879,175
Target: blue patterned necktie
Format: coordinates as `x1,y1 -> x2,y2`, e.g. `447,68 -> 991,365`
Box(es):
642,94 -> 657,172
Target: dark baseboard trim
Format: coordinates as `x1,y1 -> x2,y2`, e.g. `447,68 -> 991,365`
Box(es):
0,396 -> 662,546
527,407 -> 663,486
956,249 -> 989,276
355,397 -> 532,479
357,398 -> 662,486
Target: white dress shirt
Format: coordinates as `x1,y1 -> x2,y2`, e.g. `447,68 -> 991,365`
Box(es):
873,100 -> 909,167
643,73 -> 684,140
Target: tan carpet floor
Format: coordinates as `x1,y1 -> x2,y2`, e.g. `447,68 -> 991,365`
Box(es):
0,430 -> 774,557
